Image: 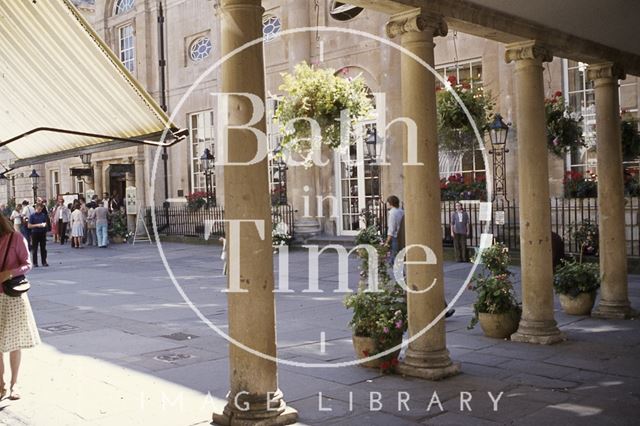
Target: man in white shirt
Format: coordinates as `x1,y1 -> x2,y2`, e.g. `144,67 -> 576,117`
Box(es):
384,195 -> 404,264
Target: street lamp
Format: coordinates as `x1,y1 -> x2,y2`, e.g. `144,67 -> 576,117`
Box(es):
488,114 -> 510,201
29,169 -> 39,204
80,153 -> 92,165
200,148 -> 215,208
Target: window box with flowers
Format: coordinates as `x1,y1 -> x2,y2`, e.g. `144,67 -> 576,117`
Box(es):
436,75 -> 495,153
545,91 -> 586,157
563,170 -> 598,198
440,173 -> 487,201
274,62 -> 373,165
185,191 -> 215,211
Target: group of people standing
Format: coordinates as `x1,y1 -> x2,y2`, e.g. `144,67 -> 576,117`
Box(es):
51,195 -> 112,249
5,192 -> 122,267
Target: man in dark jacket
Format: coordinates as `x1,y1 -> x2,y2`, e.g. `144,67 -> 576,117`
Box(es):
28,203 -> 49,267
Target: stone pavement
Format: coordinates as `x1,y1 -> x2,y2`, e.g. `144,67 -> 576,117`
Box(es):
0,241 -> 638,425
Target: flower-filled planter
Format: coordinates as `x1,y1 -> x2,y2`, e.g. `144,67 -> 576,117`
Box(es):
436,75 -> 494,153
545,91 -> 586,157
468,242 -> 521,339
554,259 -> 600,315
345,227 -> 406,373
275,62 -> 373,163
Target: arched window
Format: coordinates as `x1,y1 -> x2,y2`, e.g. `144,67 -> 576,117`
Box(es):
115,0 -> 135,15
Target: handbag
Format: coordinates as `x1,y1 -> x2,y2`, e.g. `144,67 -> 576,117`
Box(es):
1,233 -> 31,297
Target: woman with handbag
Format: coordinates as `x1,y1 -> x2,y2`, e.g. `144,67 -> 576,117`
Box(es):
0,214 -> 40,400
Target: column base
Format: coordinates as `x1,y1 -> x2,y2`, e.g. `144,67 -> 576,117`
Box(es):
592,299 -> 638,319
396,348 -> 461,381
212,390 -> 298,426
511,319 -> 565,345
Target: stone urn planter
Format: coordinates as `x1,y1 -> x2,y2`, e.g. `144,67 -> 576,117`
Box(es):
478,310 -> 521,339
111,235 -> 125,244
352,335 -> 401,369
559,291 -> 596,315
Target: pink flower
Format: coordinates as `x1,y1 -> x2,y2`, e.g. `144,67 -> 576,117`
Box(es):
553,137 -> 559,146
383,327 -> 390,334
395,320 -> 403,329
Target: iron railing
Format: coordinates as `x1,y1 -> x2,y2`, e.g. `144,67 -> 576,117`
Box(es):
146,203 -> 295,240
370,197 -> 640,257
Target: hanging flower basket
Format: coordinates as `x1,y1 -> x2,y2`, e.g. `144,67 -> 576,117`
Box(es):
545,91 -> 586,157
436,75 -> 495,152
275,62 -> 373,160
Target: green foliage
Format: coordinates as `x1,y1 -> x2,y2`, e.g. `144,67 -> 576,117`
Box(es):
621,116 -> 640,161
545,92 -> 586,157
436,76 -> 494,152
468,242 -> 520,329
566,220 -> 598,258
2,198 -> 15,217
472,242 -> 511,276
354,226 -> 387,282
108,209 -> 129,238
47,198 -> 56,211
275,62 -> 373,160
554,259 -> 600,297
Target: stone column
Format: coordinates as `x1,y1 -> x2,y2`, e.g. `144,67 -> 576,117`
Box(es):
94,161 -> 103,199
286,0 -> 321,240
505,41 -> 564,344
386,9 -> 460,380
134,157 -> 145,216
587,63 -> 636,319
212,0 -> 297,425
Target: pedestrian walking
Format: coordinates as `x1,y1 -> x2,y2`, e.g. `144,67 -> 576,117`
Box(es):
95,201 -> 109,248
0,213 -> 41,400
70,201 -> 84,249
27,204 -> 48,267
450,202 -> 470,262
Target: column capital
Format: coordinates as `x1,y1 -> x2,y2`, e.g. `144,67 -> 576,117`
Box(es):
587,62 -> 626,82
385,8 -> 447,39
505,40 -> 552,64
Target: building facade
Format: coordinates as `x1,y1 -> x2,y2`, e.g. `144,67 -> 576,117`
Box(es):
1,0 -> 638,239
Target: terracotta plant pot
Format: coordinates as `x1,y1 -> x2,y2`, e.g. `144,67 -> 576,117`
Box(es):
478,310 -> 520,339
111,236 -> 125,244
559,291 -> 596,315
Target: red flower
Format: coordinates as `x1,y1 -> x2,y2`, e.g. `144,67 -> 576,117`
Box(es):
362,350 -> 369,357
447,75 -> 457,85
380,360 -> 391,371
554,90 -> 563,98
